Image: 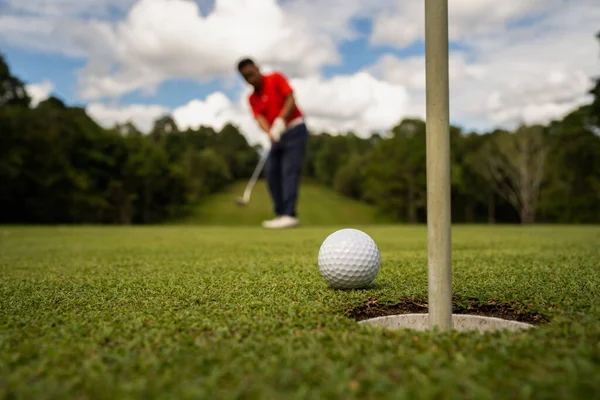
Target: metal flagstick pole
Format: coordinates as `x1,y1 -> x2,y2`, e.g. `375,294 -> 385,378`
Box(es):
425,0 -> 453,330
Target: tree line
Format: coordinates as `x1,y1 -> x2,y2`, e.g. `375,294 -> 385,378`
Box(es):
1,31 -> 599,224
303,31 -> 600,224
1,55 -> 260,224
303,113 -> 599,224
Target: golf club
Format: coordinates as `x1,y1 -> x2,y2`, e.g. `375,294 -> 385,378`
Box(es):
236,146 -> 270,206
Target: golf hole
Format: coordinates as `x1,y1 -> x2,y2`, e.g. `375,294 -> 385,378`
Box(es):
359,314 -> 535,333
349,297 -> 548,333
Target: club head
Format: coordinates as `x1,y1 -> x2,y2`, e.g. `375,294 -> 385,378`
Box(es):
235,197 -> 248,206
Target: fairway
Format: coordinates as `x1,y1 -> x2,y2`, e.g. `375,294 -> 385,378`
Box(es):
175,179 -> 391,226
1,225 -> 599,399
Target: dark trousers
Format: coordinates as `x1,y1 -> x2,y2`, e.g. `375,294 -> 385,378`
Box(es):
265,123 -> 308,217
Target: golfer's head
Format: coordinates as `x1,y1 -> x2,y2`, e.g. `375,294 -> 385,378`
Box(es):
237,58 -> 262,88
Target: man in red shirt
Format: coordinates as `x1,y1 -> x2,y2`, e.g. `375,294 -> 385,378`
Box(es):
237,58 -> 309,228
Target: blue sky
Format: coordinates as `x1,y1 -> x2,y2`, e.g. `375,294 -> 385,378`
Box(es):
1,0 -> 598,144
3,50 -> 85,105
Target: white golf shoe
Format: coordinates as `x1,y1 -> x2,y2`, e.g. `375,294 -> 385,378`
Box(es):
262,215 -> 299,229
262,217 -> 281,228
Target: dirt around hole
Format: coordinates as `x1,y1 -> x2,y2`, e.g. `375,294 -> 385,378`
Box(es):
347,296 -> 550,325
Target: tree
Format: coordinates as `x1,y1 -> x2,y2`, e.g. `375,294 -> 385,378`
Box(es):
588,31 -> 600,127
181,147 -> 231,197
539,106 -> 600,223
476,126 -> 549,223
114,121 -> 142,137
461,132 -> 499,223
302,132 -> 327,179
362,119 -> 427,223
314,134 -> 351,186
215,123 -> 256,179
333,153 -> 367,200
150,115 -> 178,144
0,54 -> 31,108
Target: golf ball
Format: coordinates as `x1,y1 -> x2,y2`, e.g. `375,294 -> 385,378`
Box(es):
318,228 -> 380,289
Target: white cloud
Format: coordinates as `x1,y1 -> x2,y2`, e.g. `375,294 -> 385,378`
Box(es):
0,16 -> 66,55
87,92 -> 266,146
279,0 -> 387,43
1,0 -> 385,101
172,92 -> 237,131
370,0 -> 560,48
0,0 -> 137,56
85,69 -> 411,147
370,1 -> 423,48
290,72 -> 409,134
86,102 -> 169,132
72,0 -> 345,100
25,80 -> 55,106
369,0 -> 600,130
171,92 -> 266,146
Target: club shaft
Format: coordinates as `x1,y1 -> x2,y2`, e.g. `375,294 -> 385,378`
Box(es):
244,150 -> 269,199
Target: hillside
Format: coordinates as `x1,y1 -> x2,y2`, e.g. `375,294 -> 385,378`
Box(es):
175,179 -> 391,226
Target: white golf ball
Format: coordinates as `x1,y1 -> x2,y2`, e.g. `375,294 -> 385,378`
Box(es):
318,228 -> 381,289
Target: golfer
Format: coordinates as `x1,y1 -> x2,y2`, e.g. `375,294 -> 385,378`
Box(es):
237,58 -> 308,229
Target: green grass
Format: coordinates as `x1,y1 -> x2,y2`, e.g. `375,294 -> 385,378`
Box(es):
175,179 -> 391,225
1,225 -> 599,399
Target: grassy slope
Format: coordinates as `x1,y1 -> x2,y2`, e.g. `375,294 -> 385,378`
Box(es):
174,179 -> 391,225
1,225 -> 599,399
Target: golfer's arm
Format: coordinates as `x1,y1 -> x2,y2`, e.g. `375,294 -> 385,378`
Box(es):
256,115 -> 271,133
278,93 -> 295,121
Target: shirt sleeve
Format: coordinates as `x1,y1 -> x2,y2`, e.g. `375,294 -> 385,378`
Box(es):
273,72 -> 293,97
248,96 -> 262,118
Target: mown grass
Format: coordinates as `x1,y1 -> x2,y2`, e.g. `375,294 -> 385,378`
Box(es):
1,225 -> 599,399
174,179 -> 391,225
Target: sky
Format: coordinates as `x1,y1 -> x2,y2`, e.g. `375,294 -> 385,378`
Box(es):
1,0 -> 599,147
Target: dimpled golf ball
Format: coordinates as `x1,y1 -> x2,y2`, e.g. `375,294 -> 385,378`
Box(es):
318,228 -> 380,289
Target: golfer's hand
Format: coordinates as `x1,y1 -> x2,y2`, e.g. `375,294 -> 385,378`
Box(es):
269,117 -> 285,142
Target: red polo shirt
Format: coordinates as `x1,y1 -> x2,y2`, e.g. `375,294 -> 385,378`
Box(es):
248,72 -> 303,126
